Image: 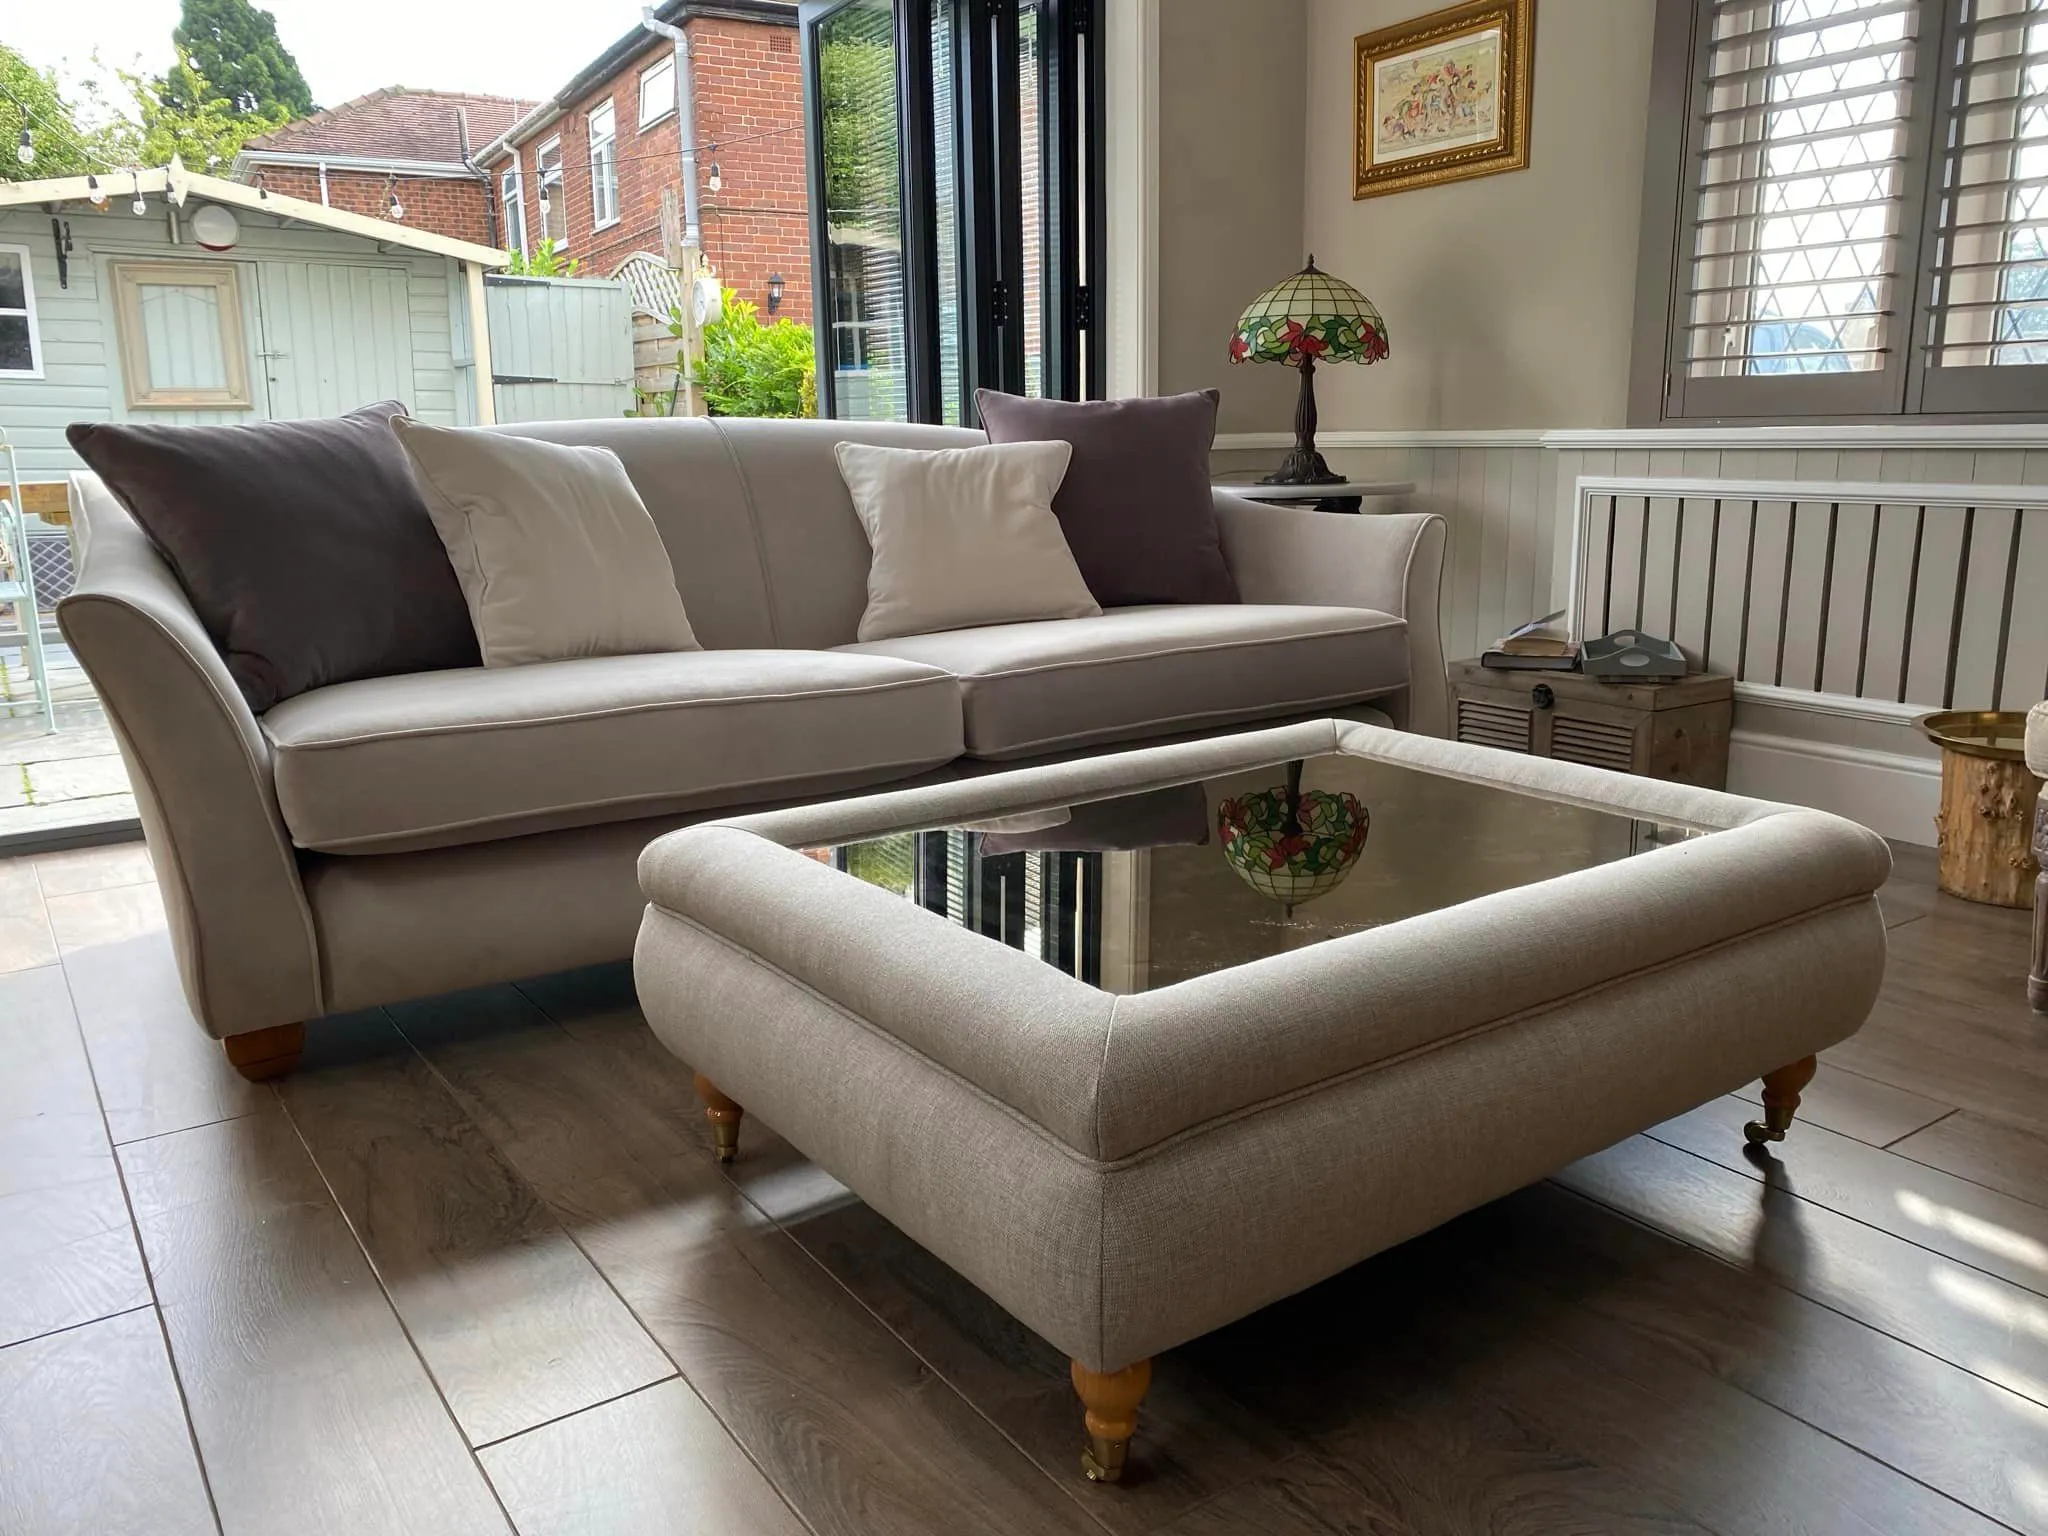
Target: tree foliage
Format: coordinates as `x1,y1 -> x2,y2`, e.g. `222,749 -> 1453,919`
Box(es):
818,28 -> 897,223
683,288 -> 817,419
171,0 -> 314,118
0,46 -> 132,182
124,52 -> 292,174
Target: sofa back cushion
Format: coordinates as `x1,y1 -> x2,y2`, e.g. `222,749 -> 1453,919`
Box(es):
497,417 -> 984,650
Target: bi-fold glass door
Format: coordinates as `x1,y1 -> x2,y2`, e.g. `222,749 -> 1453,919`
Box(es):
801,0 -> 1103,425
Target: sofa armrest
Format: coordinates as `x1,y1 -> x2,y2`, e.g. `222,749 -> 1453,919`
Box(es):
58,473 -> 323,1037
1212,495 -> 1448,735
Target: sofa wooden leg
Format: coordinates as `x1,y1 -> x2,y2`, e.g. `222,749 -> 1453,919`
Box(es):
1744,1055 -> 1819,1147
693,1074 -> 744,1164
223,1023 -> 305,1082
1071,1357 -> 1151,1484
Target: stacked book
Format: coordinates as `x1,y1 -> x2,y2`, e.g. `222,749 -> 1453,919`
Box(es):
1481,610 -> 1579,671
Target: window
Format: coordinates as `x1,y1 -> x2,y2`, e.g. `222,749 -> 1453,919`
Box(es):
640,55 -> 677,126
109,260 -> 252,409
499,165 -> 528,257
535,137 -> 567,246
589,102 -> 620,229
1639,0 -> 2048,420
0,246 -> 42,377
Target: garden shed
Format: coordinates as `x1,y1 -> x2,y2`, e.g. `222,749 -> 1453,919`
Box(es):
0,157 -> 511,487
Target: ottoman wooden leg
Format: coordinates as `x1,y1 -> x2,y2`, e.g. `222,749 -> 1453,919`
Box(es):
693,1074 -> 744,1164
1743,1055 -> 1819,1148
223,1022 -> 305,1082
1071,1357 -> 1151,1484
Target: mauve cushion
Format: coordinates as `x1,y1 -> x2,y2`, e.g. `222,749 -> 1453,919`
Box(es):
975,388 -> 1238,606
67,403 -> 480,713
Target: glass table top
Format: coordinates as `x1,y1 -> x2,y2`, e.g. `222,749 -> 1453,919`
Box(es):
803,752 -> 1701,994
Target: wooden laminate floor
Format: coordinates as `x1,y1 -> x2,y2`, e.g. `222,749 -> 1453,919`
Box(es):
3,838 -> 2046,1535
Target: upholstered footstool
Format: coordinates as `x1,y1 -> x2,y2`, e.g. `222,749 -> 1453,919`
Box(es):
633,721 -> 1891,1481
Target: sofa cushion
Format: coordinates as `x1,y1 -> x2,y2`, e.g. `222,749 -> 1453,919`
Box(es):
263,651 -> 964,854
840,604 -> 1406,760
2028,701 -> 2048,778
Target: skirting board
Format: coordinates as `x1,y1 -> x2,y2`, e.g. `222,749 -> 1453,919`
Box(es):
1727,729 -> 1939,846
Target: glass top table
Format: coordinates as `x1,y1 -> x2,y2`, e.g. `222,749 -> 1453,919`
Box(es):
801,749 -> 1699,994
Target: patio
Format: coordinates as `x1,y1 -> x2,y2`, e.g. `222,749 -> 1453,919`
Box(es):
0,633 -> 135,842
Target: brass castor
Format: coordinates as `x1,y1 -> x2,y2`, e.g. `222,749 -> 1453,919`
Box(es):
1070,1357 -> 1151,1483
693,1074 -> 744,1164
1743,1055 -> 1819,1147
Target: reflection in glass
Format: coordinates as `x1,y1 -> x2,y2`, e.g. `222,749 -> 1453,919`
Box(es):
932,1 -> 965,422
819,0 -> 909,420
1017,0 -> 1045,396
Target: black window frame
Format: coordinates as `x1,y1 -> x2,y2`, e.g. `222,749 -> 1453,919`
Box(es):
800,0 -> 1105,425
1632,0 -> 2048,424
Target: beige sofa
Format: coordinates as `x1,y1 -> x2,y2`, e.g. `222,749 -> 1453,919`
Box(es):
60,416 -> 1447,1077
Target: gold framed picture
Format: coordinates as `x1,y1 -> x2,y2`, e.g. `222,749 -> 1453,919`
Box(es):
1353,0 -> 1535,200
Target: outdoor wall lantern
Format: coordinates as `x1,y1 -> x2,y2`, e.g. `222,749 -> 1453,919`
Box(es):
767,273 -> 784,315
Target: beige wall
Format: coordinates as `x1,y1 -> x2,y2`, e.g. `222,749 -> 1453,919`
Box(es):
1155,0 -> 1309,434
1300,0 -> 1657,430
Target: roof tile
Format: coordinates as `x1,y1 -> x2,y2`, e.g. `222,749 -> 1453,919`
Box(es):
244,88 -> 539,164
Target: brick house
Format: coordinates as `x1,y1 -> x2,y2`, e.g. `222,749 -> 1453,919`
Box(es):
476,0 -> 810,324
233,90 -> 537,248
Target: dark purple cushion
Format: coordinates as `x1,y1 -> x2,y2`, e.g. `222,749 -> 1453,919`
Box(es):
975,389 -> 1239,607
67,402 -> 479,713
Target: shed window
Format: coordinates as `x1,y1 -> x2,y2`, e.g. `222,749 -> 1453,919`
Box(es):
110,260 -> 252,409
536,137 -> 567,246
0,245 -> 42,377
589,103 -> 620,229
640,56 -> 677,126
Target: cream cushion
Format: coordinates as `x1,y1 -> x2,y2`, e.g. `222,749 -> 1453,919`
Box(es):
2028,701 -> 2048,778
842,604 -> 1408,758
393,418 -> 699,666
261,650 -> 963,853
833,439 -> 1101,642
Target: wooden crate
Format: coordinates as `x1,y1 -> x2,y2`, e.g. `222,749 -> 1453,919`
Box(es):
1448,660 -> 1734,789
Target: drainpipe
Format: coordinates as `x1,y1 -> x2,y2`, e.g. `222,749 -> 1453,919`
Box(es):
317,159 -> 330,206
640,8 -> 703,248
458,106 -> 500,250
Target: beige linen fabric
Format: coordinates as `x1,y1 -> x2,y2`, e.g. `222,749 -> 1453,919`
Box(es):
394,418 -> 699,666
843,604 -> 1406,758
833,439 -> 1101,642
2028,701 -> 2048,777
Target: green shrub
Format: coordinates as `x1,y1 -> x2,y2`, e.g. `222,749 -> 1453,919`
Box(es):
687,288 -> 817,419
504,239 -> 581,278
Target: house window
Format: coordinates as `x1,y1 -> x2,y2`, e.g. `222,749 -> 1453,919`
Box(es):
589,102 -> 620,230
0,245 -> 42,377
500,165 -> 528,257
1638,0 -> 2048,421
640,56 -> 677,127
535,137 -> 567,246
109,260 -> 252,409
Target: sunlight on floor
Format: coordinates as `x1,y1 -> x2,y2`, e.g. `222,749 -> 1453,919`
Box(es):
1897,1189 -> 2048,1274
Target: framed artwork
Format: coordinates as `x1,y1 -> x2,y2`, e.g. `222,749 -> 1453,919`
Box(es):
1353,0 -> 1535,200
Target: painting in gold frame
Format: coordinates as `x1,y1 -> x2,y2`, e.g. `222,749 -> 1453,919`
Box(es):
1354,0 -> 1534,200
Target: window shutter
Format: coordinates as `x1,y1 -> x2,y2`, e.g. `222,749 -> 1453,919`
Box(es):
1685,0 -> 1922,381
1919,0 -> 2048,408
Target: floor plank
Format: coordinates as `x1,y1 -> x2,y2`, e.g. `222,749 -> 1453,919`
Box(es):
51,886 -> 266,1144
393,984 -> 1105,1536
1151,1452 -> 1405,1536
0,964 -> 151,1347
477,1377 -> 808,1536
0,1308 -> 215,1536
0,855 -> 56,973
118,1103 -> 510,1536
1650,1097 -> 2048,1302
1893,1110 -> 2048,1212
1727,1058 -> 1954,1147
31,842 -> 156,898
276,1008 -> 676,1447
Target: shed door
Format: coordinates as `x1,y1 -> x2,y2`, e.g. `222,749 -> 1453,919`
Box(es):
254,262 -> 417,419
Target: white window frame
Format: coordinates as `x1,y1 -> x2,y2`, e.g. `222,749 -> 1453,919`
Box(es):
0,244 -> 44,380
108,259 -> 253,410
499,164 -> 528,258
639,55 -> 677,128
535,135 -> 568,249
588,102 -> 620,231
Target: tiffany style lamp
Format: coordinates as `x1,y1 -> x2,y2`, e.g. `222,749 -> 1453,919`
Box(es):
1229,256 -> 1389,486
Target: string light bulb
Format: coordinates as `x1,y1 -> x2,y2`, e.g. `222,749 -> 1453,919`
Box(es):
15,127 -> 32,166
707,162 -> 722,193
131,172 -> 146,216
86,173 -> 105,205
388,191 -> 405,219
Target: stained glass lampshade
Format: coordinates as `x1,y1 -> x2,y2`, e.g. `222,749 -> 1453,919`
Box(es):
1230,257 -> 1388,486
